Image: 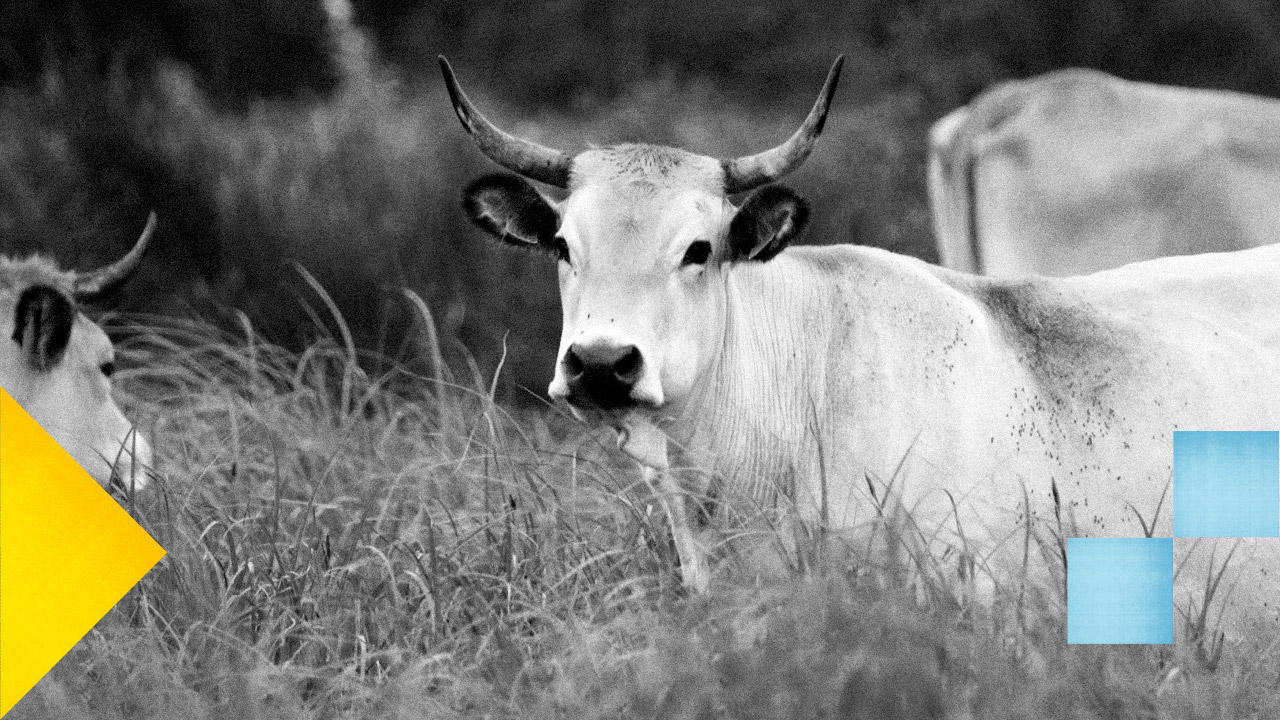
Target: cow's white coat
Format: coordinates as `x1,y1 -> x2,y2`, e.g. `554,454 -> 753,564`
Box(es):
459,97 -> 1280,645
527,147 -> 1280,640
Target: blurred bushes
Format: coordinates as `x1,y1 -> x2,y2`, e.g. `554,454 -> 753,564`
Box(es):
933,0 -> 1280,94
4,0 -> 1280,400
0,0 -> 338,104
360,0 -> 1280,107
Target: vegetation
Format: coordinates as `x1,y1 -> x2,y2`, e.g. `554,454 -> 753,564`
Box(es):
11,302 -> 1280,719
5,1 -> 1280,716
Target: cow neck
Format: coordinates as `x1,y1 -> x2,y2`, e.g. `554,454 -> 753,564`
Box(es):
664,246 -> 998,510
667,254 -> 836,502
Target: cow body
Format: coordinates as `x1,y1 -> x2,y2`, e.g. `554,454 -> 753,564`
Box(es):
930,68 -> 1280,276
663,241 -> 1280,638
443,57 -> 1278,643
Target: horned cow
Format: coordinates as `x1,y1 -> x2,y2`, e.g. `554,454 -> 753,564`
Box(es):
0,213 -> 156,489
443,57 -> 1280,643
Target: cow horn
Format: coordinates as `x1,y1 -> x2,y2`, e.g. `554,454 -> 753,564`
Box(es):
722,56 -> 845,194
439,55 -> 574,188
74,211 -> 157,301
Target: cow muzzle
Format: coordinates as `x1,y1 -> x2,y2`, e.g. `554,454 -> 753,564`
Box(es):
554,340 -> 662,411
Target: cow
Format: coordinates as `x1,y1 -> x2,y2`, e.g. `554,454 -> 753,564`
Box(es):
0,213 -> 156,490
442,57 -> 1280,643
929,68 -> 1280,276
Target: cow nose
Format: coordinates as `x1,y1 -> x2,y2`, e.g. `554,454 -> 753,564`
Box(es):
565,343 -> 643,383
563,342 -> 645,409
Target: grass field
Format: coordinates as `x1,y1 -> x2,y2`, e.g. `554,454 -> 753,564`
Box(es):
5,8 -> 1280,719
6,290 -> 1279,720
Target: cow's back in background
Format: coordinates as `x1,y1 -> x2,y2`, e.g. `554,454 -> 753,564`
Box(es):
930,68 -> 1280,276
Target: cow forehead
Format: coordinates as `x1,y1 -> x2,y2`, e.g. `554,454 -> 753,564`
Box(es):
569,144 -> 726,194
560,184 -> 730,258
0,256 -> 75,296
561,145 -> 731,253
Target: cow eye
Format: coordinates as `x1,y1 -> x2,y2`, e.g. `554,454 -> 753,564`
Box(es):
551,236 -> 571,264
681,241 -> 712,266
100,361 -> 116,378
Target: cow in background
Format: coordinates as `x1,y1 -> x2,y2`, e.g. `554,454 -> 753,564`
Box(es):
930,68 -> 1280,276
0,213 -> 156,490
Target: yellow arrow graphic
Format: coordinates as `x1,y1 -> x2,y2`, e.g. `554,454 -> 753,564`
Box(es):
0,389 -> 165,715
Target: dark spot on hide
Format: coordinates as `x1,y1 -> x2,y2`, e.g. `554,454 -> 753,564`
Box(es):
979,281 -> 1133,412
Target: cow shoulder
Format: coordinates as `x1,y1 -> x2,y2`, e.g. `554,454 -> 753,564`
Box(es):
976,279 -> 1140,407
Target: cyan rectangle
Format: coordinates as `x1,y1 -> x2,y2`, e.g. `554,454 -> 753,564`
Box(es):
1067,537 -> 1173,644
1173,431 -> 1279,538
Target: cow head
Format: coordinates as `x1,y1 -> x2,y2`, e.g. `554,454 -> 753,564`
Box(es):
0,212 -> 156,489
446,58 -> 840,424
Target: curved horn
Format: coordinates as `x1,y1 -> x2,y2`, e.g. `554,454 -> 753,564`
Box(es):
74,211 -> 157,301
439,55 -> 574,188
722,56 -> 845,194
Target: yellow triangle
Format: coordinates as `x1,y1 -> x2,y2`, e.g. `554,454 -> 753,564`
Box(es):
0,388 -> 165,715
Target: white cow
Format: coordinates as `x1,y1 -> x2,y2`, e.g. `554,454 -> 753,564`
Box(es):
442,57 -> 1280,644
0,213 -> 156,489
930,68 -> 1280,276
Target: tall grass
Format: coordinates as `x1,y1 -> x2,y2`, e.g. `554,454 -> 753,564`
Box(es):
7,292 -> 1278,719
4,7 -> 1280,718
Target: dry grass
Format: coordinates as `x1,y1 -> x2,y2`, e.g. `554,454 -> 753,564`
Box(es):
4,12 -> 1280,719
5,290 -> 1278,720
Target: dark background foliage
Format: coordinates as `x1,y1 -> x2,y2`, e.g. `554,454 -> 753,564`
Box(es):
3,0 -> 1280,401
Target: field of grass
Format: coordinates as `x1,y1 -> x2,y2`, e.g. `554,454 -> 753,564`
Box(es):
7,290 -> 1279,720
6,6 -> 1280,718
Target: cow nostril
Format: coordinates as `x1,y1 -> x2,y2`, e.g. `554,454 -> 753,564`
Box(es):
613,347 -> 642,383
564,347 -> 585,378
564,342 -> 645,408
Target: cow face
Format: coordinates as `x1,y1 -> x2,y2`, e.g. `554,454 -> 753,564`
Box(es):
464,154 -> 811,418
443,56 -> 838,420
1,284 -> 151,487
0,214 -> 156,489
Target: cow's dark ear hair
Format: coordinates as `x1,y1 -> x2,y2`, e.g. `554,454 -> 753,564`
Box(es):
11,285 -> 74,372
727,185 -> 810,262
463,173 -> 560,251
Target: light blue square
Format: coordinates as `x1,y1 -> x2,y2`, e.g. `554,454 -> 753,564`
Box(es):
1067,537 -> 1173,644
1173,431 -> 1279,538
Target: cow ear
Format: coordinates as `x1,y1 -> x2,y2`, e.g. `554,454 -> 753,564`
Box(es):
463,173 -> 560,251
728,185 -> 810,262
11,285 -> 75,372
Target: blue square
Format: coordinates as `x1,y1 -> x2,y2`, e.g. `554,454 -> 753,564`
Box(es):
1067,538 -> 1173,644
1173,431 -> 1279,538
